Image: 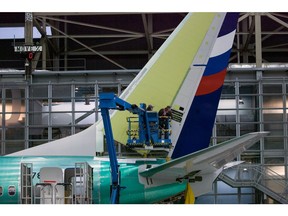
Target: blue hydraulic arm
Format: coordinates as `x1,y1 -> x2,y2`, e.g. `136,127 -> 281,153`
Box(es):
98,93 -> 141,204
100,107 -> 119,204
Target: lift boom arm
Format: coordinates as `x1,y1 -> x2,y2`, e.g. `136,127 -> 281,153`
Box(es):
98,93 -> 144,204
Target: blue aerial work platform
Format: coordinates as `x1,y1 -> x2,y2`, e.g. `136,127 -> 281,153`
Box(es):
126,104 -> 172,149
98,93 -> 172,204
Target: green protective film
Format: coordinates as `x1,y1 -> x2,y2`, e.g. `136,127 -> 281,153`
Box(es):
111,13 -> 216,145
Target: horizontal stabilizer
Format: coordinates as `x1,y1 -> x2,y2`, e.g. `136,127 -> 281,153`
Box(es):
139,132 -> 269,178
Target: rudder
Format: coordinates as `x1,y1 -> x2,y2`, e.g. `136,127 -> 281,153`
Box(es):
170,13 -> 239,159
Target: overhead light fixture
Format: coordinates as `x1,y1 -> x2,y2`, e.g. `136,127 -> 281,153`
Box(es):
239,98 -> 244,104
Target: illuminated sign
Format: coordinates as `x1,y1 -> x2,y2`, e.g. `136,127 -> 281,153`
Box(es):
14,45 -> 42,52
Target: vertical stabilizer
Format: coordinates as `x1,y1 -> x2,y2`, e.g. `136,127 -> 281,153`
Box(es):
111,13 -> 234,148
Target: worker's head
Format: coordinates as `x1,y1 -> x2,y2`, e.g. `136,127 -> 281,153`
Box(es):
165,106 -> 171,111
147,104 -> 154,111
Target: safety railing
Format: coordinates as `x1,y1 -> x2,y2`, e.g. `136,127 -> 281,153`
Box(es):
219,164 -> 288,204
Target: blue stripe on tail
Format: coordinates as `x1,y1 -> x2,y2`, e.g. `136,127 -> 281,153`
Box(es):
204,49 -> 233,76
171,87 -> 223,159
218,13 -> 239,37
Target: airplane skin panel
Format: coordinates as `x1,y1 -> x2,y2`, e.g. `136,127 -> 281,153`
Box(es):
140,132 -> 268,179
195,69 -> 226,96
0,156 -> 186,204
167,13 -> 227,159
210,30 -> 236,57
0,131 -> 267,204
8,123 -> 99,156
170,13 -> 239,159
0,157 -> 23,203
218,13 -> 239,37
202,49 -> 233,76
111,13 -> 216,145
171,87 -> 223,159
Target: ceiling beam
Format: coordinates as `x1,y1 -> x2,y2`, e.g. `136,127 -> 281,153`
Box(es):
36,15 -> 142,35
141,14 -> 153,57
266,13 -> 288,30
37,17 -> 127,69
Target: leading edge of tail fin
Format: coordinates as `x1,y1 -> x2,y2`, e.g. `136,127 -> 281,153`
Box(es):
170,13 -> 239,159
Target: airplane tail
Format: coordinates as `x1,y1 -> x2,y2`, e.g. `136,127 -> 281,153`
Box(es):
8,13 -> 239,157
111,13 -> 239,159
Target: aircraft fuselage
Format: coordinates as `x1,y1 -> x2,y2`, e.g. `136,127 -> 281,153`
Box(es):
0,156 -> 186,204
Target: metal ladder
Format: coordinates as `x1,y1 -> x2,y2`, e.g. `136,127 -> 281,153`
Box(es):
20,163 -> 33,204
74,162 -> 93,204
218,164 -> 288,204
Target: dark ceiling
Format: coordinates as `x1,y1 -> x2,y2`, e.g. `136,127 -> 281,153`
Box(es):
0,12 -> 288,71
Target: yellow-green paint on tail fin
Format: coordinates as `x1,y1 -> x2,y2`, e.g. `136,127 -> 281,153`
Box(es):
111,13 -> 216,145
